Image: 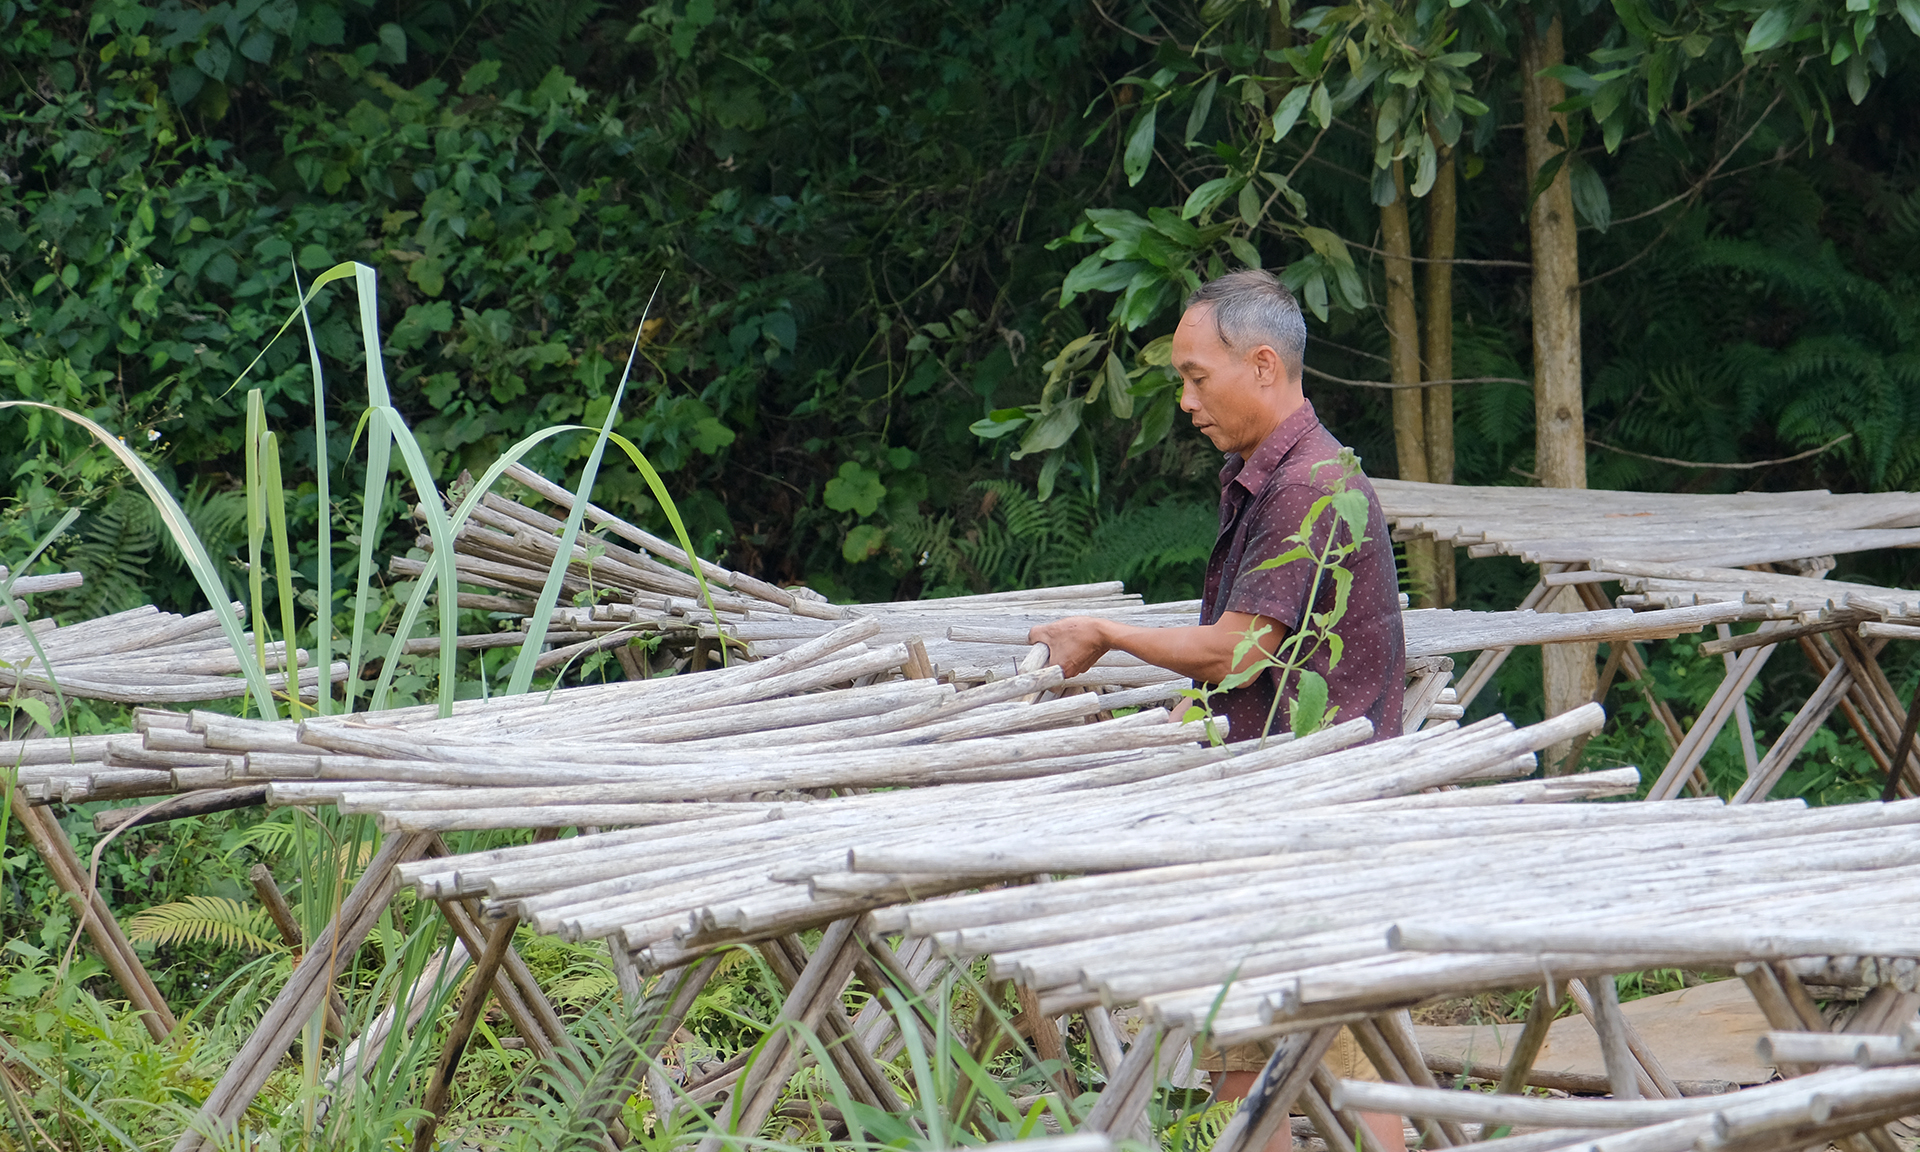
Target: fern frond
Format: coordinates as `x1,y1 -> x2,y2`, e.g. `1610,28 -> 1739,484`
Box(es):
127,896 -> 284,954
62,491 -> 157,618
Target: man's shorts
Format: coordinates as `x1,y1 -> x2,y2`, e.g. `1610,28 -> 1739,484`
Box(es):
1194,1025 -> 1381,1080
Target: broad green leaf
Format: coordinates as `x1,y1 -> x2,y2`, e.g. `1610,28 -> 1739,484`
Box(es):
1900,0 -> 1920,34
1226,234 -> 1262,269
1288,670 -> 1329,737
1036,449 -> 1066,501
1744,5 -> 1797,52
970,408 -> 1033,439
1330,488 -> 1371,541
1014,399 -> 1082,459
1139,334 -> 1175,366
1309,83 -> 1332,129
824,462 -> 886,515
1182,176 -> 1239,220
1185,76 -> 1219,144
1299,226 -> 1355,268
1237,181 -> 1262,228
1375,91 -> 1401,142
841,523 -> 887,562
1124,103 -> 1158,187
1252,544 -> 1313,570
1128,390 -> 1179,457
1148,205 -> 1204,247
1061,254 -> 1142,305
1539,63 -> 1600,91
1104,352 -> 1135,418
1412,133 -> 1438,197
1271,85 -> 1311,141
1569,158 -> 1611,231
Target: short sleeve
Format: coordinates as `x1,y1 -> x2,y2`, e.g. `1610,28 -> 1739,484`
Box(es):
1221,483 -> 1335,629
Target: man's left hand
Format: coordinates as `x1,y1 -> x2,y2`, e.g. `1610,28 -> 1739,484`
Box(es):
1028,617 -> 1111,679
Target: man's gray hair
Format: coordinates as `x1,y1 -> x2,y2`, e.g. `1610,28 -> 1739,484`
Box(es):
1184,269 -> 1307,371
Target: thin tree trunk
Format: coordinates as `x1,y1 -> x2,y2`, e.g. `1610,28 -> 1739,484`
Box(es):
1422,139 -> 1458,608
1522,13 -> 1595,765
1381,157 -> 1433,605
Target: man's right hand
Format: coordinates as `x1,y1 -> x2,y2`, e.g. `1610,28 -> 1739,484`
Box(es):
1027,617 -> 1112,679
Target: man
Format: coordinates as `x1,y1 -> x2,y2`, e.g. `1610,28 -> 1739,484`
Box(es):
1030,269 -> 1404,744
1030,270 -> 1408,1152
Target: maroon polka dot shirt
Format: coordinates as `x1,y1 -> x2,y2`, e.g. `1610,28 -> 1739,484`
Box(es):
1198,399 -> 1406,744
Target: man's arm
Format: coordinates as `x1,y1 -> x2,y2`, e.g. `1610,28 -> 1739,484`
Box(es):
1028,611 -> 1286,682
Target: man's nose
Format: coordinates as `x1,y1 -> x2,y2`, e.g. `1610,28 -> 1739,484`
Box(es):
1179,382 -> 1199,412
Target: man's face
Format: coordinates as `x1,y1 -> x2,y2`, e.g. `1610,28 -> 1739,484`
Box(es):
1172,304 -> 1284,456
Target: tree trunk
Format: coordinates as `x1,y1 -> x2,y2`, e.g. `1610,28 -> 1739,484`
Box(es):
1422,140 -> 1458,608
1522,12 -> 1594,765
1381,158 -> 1434,606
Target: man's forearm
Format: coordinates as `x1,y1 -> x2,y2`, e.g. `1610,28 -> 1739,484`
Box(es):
1100,616 -> 1279,685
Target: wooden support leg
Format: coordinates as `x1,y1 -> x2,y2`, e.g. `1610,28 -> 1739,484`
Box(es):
1716,626 -> 1762,777
250,864 -> 347,1040
412,909 -> 522,1152
1017,983 -> 1081,1101
1350,1015 -> 1458,1147
1569,979 -> 1679,1099
1883,652 -> 1920,803
766,935 -> 904,1114
588,952 -> 726,1134
1574,977 -> 1641,1100
174,831 -> 434,1152
1732,660 -> 1853,803
696,919 -> 862,1152
1375,1011 -> 1467,1145
11,796 -> 176,1043
1453,579 -> 1556,711
1740,961 -> 1899,1152
1495,983 -> 1560,1099
1206,1026 -> 1338,1152
1084,1022 -> 1196,1139
1648,632 -> 1781,801
437,898 -> 557,1063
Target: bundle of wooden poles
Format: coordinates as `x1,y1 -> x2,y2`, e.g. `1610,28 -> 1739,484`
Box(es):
1327,1056 -> 1920,1152
1374,480 -> 1920,570
807,792 -> 1920,1045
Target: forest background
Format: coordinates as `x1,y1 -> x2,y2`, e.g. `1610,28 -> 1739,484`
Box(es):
3,0 -> 1920,1140
3,0 -> 1920,769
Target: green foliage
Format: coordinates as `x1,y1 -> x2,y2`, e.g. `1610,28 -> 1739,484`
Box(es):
126,896 -> 285,954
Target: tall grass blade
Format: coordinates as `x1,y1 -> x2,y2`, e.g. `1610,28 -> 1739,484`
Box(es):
605,431 -> 726,639
261,431 -> 304,714
245,391 -> 271,708
293,266 -> 335,715
506,280 -> 663,697
0,402 -> 278,716
364,423 -> 585,712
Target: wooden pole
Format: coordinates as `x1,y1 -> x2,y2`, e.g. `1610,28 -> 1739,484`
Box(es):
1423,134 -> 1458,609
1521,12 -> 1592,749
249,863 -> 347,1040
1208,1025 -> 1340,1152
412,909 -> 522,1152
12,799 -> 176,1043
1382,156 -> 1434,608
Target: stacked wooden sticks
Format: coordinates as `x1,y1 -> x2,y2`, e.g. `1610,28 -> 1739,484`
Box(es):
1376,479 -> 1920,806
395,702 -> 1624,971
812,793 -> 1920,1043
1330,1058 -> 1920,1152
0,600 -> 336,707
1373,480 -> 1920,570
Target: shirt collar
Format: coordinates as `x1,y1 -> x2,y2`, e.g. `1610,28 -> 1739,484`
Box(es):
1219,399 -> 1319,495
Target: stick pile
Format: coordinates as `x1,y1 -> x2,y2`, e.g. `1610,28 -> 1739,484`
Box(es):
797,791 -> 1920,1045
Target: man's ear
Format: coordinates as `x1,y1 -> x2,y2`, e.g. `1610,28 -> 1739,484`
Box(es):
1251,343 -> 1281,384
